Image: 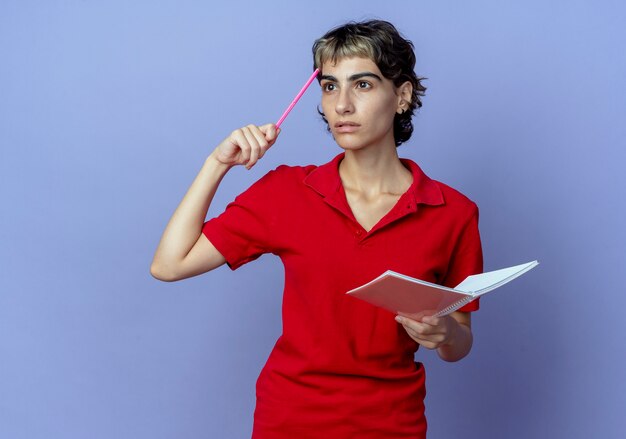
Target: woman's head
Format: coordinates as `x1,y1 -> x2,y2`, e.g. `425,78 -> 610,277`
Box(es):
312,20 -> 426,147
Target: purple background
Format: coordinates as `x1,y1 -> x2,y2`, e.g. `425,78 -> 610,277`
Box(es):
1,1 -> 625,438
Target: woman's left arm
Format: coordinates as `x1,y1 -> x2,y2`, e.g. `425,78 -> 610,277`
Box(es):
395,311 -> 473,362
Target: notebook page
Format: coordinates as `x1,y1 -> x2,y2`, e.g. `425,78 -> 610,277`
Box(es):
454,261 -> 539,294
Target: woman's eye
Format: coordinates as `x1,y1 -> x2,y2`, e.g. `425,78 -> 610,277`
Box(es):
357,81 -> 371,89
323,83 -> 336,92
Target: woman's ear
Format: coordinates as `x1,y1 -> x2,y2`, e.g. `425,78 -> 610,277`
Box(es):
397,81 -> 413,114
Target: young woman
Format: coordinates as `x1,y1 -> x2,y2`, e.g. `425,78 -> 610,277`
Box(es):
151,20 -> 482,439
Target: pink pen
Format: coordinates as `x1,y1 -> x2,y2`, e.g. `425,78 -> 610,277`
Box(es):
276,68 -> 320,128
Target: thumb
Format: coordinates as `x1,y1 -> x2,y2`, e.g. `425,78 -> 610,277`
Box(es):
259,123 -> 280,142
420,315 -> 440,326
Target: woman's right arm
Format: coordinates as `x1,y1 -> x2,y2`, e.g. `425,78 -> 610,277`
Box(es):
150,123 -> 279,282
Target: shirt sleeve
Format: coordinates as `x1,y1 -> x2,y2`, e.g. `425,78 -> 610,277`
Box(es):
202,168 -> 282,270
441,204 -> 483,312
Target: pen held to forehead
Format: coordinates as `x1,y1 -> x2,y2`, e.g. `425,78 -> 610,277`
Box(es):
275,68 -> 320,129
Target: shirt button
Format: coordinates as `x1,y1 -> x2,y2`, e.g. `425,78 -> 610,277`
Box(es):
356,230 -> 362,236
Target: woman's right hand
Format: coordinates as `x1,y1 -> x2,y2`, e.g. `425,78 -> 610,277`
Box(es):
211,123 -> 280,170
151,123 -> 280,282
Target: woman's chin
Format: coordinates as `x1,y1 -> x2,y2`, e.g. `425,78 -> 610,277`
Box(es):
332,131 -> 395,152
333,136 -> 367,151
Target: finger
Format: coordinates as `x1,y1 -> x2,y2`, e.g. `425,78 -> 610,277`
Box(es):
395,316 -> 430,335
402,325 -> 423,341
240,126 -> 260,166
420,316 -> 441,327
416,339 -> 439,350
402,325 -> 446,348
251,124 -> 269,142
247,125 -> 269,168
397,311 -> 426,321
259,123 -> 280,144
400,325 -> 439,349
230,129 -> 251,165
255,124 -> 278,161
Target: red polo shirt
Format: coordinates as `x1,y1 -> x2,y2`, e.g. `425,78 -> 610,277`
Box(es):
202,153 -> 482,438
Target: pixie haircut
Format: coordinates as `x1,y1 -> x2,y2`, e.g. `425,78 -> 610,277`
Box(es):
312,20 -> 426,147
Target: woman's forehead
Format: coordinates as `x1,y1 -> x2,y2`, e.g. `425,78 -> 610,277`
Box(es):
321,56 -> 381,76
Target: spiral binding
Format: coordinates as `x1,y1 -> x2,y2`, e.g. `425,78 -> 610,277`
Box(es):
433,296 -> 474,317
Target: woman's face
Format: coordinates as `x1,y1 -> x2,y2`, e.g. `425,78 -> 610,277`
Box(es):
320,56 -> 407,152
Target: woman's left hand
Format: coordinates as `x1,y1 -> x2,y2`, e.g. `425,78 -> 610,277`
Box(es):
395,311 -> 473,362
394,313 -> 459,350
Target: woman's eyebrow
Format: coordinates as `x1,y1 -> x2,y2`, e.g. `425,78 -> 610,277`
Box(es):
320,72 -> 383,82
349,72 -> 382,82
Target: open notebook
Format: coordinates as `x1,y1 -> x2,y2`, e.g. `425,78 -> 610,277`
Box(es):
346,261 -> 539,318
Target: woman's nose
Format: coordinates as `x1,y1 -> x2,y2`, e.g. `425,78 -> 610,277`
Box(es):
335,89 -> 354,114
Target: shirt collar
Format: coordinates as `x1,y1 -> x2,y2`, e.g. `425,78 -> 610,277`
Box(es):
303,152 -> 444,208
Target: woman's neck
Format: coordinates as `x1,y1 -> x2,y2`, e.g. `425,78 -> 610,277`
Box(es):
339,145 -> 413,197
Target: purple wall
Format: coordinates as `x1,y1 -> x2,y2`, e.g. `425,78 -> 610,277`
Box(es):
1,1 -> 625,438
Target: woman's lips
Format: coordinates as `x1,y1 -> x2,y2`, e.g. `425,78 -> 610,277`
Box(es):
334,122 -> 360,133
